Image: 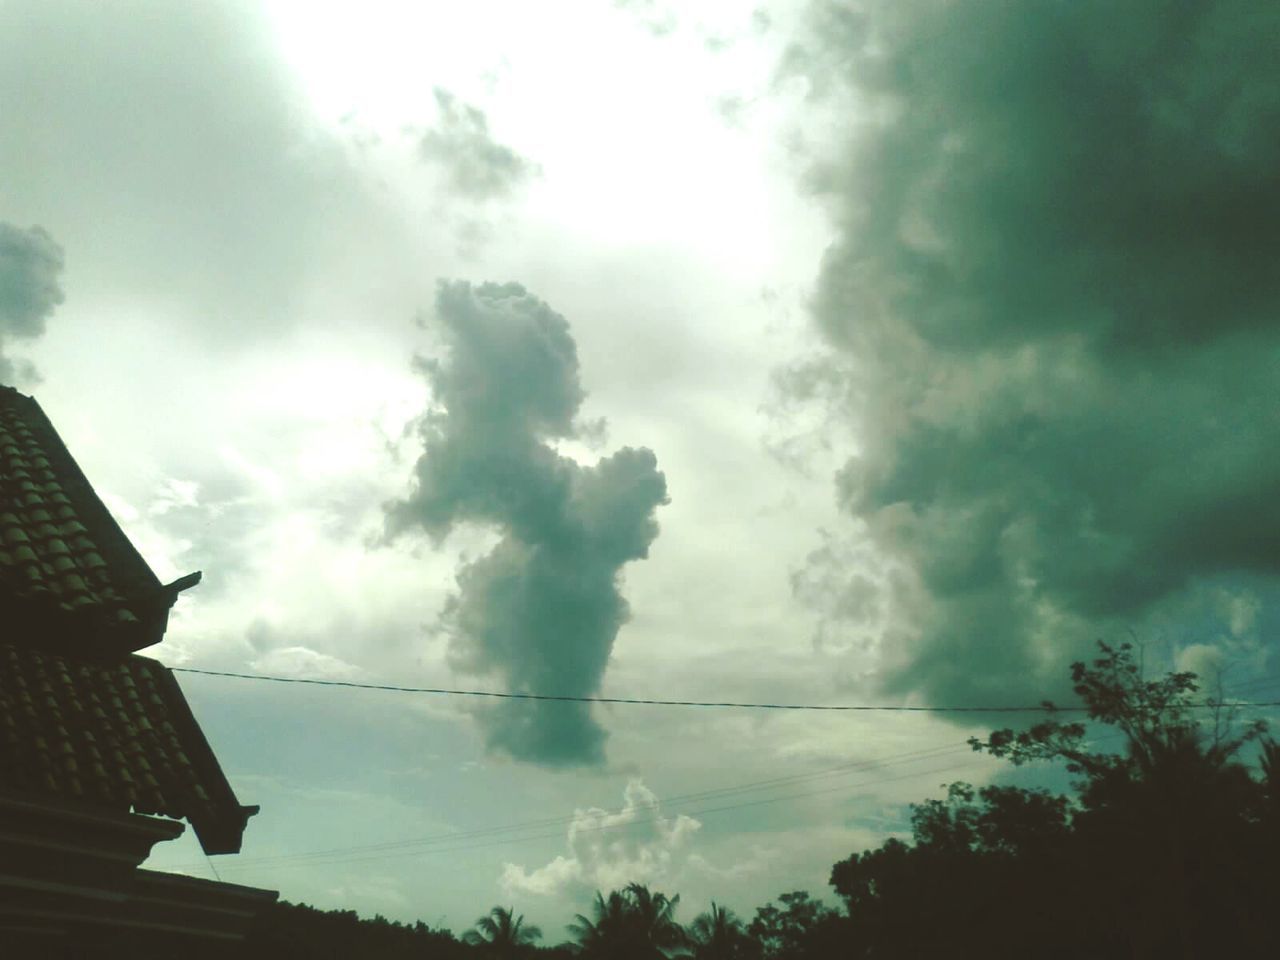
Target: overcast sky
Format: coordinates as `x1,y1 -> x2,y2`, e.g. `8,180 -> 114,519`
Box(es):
3,0 -> 1278,940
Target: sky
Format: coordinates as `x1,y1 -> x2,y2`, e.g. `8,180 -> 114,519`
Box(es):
3,0 -> 1279,941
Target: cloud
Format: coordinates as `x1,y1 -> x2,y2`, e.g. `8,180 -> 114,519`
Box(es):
0,0 -> 388,342
388,281 -> 668,766
249,645 -> 365,681
785,0 -> 1280,705
614,0 -> 679,38
502,779 -> 700,896
419,89 -> 538,202
0,221 -> 64,381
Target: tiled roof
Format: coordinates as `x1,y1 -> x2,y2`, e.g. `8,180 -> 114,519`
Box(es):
0,642 -> 257,854
0,385 -> 194,654
0,385 -> 256,854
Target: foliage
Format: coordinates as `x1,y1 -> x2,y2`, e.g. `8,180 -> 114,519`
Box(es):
568,883 -> 686,960
683,902 -> 758,960
828,642 -> 1279,958
746,891 -> 837,960
463,905 -> 542,957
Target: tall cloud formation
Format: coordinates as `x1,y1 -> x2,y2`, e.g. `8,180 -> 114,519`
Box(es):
790,0 -> 1280,704
388,281 -> 667,765
0,222 -> 64,382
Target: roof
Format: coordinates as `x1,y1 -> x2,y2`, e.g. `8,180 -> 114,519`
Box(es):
0,642 -> 257,854
0,386 -> 197,655
0,384 -> 256,854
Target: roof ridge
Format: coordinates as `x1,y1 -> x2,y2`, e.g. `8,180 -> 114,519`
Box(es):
0,390 -> 183,653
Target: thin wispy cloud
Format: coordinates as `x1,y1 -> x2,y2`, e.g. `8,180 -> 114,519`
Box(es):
420,88 -> 539,202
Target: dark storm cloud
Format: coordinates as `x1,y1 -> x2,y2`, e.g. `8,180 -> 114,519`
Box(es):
789,0 -> 1280,704
419,90 -> 538,202
388,282 -> 667,766
0,222 -> 64,382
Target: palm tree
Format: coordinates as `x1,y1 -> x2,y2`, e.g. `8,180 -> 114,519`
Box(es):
625,883 -> 685,957
684,902 -> 755,960
463,905 -> 542,958
568,885 -> 685,959
568,890 -> 630,958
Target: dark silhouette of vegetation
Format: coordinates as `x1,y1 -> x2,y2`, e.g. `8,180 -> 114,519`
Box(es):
747,891 -> 835,959
683,901 -> 758,960
825,642 -> 1280,958
69,642 -> 1280,959
463,905 -> 542,957
568,883 -> 686,959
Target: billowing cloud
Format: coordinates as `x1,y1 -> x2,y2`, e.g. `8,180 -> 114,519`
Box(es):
0,222 -> 64,382
502,779 -> 700,896
787,0 -> 1280,705
420,89 -> 538,202
388,281 -> 668,765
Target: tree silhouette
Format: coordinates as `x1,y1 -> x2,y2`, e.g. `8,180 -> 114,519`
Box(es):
568,884 -> 685,959
826,641 -> 1279,959
462,906 -> 541,958
747,891 -> 834,959
683,902 -> 757,960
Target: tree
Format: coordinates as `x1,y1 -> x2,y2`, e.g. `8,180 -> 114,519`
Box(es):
462,906 -> 542,958
568,884 -> 685,960
746,892 -> 834,959
683,902 -> 758,960
825,641 -> 1277,959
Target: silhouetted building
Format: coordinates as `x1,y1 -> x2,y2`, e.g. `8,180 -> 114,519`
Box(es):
0,385 -> 276,955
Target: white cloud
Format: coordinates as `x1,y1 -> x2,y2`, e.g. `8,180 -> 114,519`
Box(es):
249,646 -> 365,680
502,779 -> 700,897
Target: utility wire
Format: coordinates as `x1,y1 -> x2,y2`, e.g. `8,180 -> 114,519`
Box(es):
195,732 -> 1149,876
202,754 -> 995,875
165,695 -> 1279,877
190,733 -> 1135,875
174,741 -> 973,873
163,685 -> 1279,875
162,672 -> 1277,875
171,666 -> 1073,712
171,665 -> 1280,713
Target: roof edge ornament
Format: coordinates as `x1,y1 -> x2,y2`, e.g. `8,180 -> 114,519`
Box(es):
163,571 -> 202,601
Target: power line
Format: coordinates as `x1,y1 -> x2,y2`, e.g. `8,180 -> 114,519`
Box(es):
171,666 -> 1280,714
156,667 -> 1279,878
169,730 -> 1134,875
171,741 -> 974,873
161,673 -> 1279,877
217,732 -> 1131,875
171,666 -> 1089,713
194,752 -> 995,875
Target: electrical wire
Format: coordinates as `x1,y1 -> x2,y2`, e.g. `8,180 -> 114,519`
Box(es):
170,666 -> 1280,713
200,734 -> 1139,876
168,740 -> 974,873
206,753 -> 995,874
159,670 -> 1278,876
